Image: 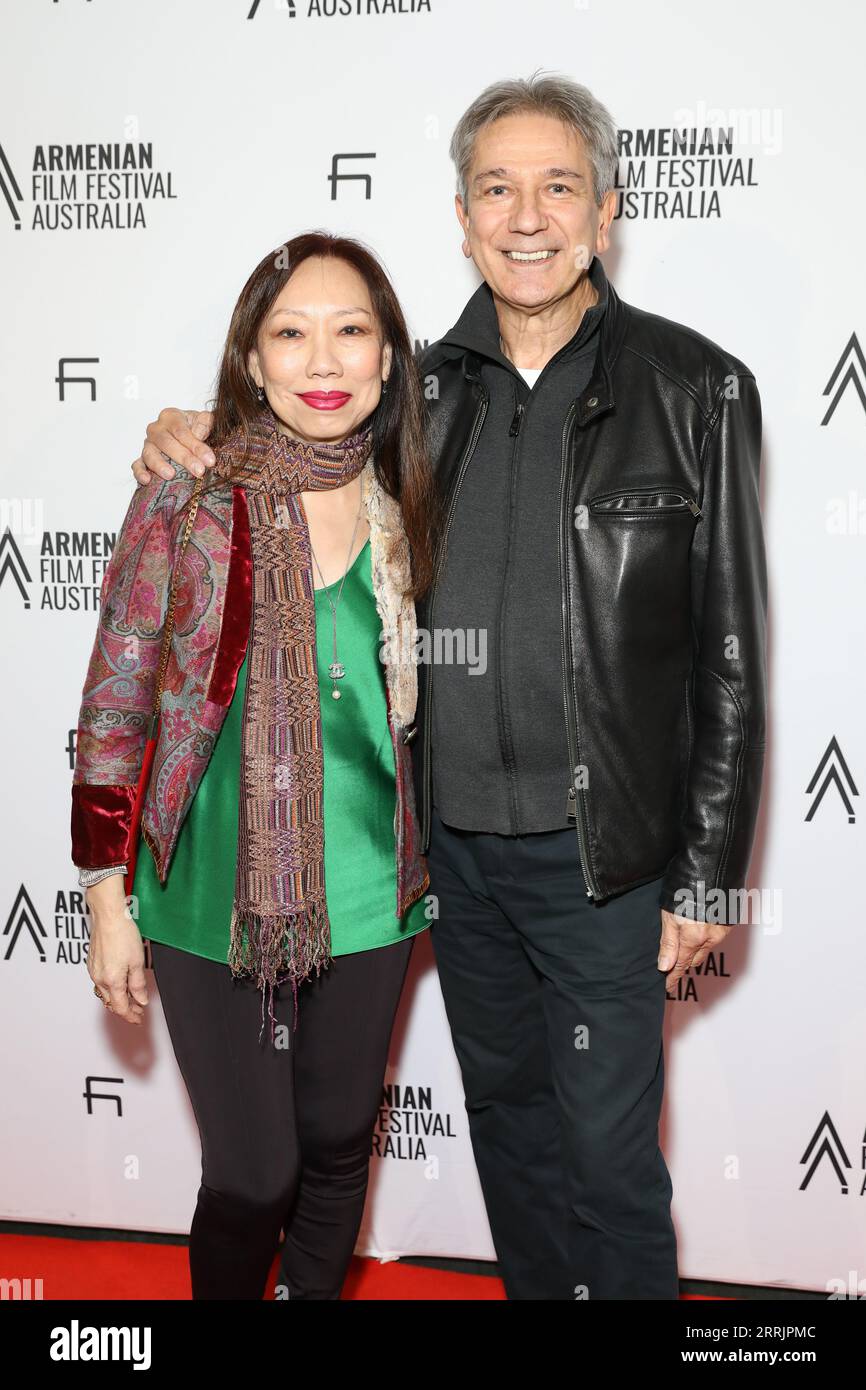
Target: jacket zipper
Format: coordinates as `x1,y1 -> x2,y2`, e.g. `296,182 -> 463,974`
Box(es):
496,384 -> 526,831
560,401 -> 598,899
421,385 -> 490,850
590,488 -> 701,516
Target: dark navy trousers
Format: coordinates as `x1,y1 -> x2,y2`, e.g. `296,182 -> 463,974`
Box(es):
427,808 -> 679,1300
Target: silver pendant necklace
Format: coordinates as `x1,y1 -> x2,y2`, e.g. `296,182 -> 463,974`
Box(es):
309,490 -> 365,701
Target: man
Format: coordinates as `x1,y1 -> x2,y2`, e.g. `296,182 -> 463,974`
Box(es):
132,73 -> 767,1300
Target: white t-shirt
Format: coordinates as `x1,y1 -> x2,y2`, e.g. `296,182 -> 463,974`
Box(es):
516,366 -> 543,387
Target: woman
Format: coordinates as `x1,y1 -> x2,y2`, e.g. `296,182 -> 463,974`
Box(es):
71,231 -> 437,1300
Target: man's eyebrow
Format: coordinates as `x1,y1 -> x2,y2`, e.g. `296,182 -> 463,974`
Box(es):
268,306 -> 373,319
472,166 -> 586,185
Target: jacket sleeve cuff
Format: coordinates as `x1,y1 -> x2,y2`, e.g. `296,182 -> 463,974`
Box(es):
658,876 -> 740,926
71,784 -> 137,869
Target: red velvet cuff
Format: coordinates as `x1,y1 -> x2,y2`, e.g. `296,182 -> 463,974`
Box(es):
206,486 -> 252,707
71,783 -> 137,867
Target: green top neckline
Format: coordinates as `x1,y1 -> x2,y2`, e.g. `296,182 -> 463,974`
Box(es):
314,536 -> 371,595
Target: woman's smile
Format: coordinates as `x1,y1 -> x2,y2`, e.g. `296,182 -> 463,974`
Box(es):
296,390 -> 353,411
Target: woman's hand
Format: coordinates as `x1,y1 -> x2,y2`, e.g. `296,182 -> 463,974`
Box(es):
131,407 -> 216,486
85,876 -> 149,1025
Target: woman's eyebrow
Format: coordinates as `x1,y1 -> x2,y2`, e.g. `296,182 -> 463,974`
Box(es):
269,305 -> 373,319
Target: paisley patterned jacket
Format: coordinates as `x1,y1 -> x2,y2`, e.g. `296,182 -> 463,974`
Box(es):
70,460 -> 429,919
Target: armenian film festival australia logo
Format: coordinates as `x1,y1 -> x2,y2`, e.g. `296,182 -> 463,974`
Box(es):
0,135 -> 177,231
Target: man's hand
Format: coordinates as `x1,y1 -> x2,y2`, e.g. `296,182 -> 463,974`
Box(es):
131,408 -> 216,486
658,908 -> 732,995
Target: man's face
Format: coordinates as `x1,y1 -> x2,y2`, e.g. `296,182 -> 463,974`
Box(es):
455,111 -> 616,313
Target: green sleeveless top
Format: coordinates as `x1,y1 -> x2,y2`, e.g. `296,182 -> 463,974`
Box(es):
133,538 -> 428,960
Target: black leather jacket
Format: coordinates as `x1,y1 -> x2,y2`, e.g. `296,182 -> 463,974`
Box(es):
413,272 -> 767,924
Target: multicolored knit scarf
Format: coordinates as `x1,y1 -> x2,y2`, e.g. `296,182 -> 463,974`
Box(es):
212,402 -> 374,1040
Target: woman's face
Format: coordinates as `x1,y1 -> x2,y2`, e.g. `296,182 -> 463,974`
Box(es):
247,255 -> 392,446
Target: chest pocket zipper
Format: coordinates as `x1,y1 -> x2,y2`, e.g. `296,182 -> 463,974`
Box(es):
589,489 -> 701,517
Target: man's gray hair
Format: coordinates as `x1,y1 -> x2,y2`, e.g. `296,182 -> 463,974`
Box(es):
449,69 -> 619,208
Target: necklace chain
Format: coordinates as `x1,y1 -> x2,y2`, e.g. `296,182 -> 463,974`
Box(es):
308,487 -> 365,702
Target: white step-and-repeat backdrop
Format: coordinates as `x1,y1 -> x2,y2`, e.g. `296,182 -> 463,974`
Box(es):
2,0 -> 864,1296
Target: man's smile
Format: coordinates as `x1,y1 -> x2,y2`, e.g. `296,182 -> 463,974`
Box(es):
502,249 -> 559,261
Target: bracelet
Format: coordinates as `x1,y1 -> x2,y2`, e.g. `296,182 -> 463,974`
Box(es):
78,864 -> 128,888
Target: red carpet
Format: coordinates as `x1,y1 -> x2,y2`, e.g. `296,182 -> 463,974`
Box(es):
0,1232 -> 505,1300
0,1232 -> 723,1299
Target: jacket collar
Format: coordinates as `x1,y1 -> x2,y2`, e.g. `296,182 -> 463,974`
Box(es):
425,254 -> 629,426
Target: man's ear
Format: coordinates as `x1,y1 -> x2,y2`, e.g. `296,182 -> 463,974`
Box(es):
595,189 -> 617,255
455,193 -> 471,257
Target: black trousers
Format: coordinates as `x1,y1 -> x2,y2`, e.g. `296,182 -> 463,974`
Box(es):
149,935 -> 413,1300
427,808 -> 678,1300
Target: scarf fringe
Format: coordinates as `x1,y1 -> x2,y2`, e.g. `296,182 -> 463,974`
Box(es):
400,872 -> 430,917
228,901 -> 333,1046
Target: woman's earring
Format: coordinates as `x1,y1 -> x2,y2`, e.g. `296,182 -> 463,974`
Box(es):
382,378 -> 389,393
256,386 -> 265,402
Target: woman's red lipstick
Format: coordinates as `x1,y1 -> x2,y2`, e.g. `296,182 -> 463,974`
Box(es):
297,391 -> 352,411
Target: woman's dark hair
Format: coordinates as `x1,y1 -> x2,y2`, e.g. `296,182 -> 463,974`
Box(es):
200,229 -> 438,597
